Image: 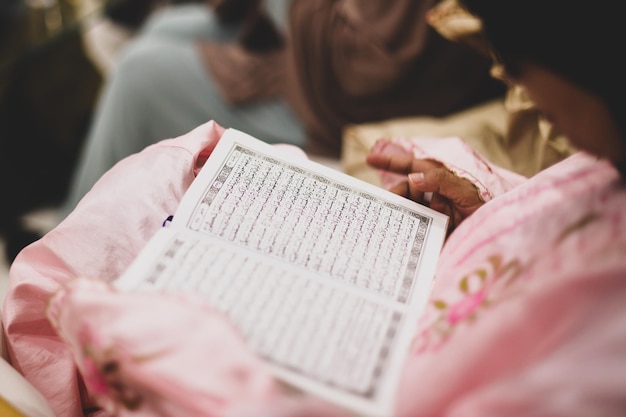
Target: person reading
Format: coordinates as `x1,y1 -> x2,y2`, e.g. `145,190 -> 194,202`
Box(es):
2,0 -> 625,416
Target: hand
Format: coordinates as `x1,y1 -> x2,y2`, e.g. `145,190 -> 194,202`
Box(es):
366,139 -> 485,232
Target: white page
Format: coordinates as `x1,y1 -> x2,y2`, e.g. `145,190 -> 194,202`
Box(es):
116,128 -> 449,417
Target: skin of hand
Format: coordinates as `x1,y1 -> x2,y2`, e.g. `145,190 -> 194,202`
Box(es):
366,139 -> 486,233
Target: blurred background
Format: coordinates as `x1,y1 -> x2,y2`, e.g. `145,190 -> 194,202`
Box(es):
0,0 -> 202,293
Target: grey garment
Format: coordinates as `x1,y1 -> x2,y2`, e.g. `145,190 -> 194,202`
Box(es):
59,3 -> 305,220
264,0 -> 293,31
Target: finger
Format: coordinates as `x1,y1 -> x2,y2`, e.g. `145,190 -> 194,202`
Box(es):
367,139 -> 429,174
407,171 -> 439,199
410,168 -> 480,207
387,180 -> 426,203
387,180 -> 409,198
366,152 -> 415,175
403,172 -> 427,203
367,153 -> 441,177
436,172 -> 479,203
429,194 -> 453,219
429,194 -> 460,234
368,138 -> 408,157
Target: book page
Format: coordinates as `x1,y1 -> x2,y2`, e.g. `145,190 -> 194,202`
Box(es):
116,128 -> 449,417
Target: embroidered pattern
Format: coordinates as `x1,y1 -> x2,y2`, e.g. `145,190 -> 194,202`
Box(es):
77,324 -> 143,411
413,254 -> 523,354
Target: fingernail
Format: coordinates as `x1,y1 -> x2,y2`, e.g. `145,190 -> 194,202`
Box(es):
408,172 -> 424,183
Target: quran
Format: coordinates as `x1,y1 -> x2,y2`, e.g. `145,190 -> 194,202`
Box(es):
115,128 -> 448,417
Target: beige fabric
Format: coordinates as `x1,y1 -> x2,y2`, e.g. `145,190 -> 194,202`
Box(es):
342,0 -> 577,185
501,85 -> 577,177
341,90 -> 577,185
342,99 -> 507,186
428,0 -> 577,177
425,0 -> 488,55
0,359 -> 58,417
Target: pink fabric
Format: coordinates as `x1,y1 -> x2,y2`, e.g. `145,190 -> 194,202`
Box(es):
1,121 -> 305,417
377,136 -> 527,202
390,142 -> 626,416
47,279 -> 279,417
3,124 -> 626,417
366,137 -> 626,416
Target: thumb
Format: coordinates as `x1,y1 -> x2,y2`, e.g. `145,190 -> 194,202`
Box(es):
410,168 -> 478,202
410,168 -> 485,228
407,171 -> 441,204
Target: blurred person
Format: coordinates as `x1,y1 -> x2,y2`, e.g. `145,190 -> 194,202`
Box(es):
291,0 -> 626,413
6,0 -> 625,416
58,0 -> 503,219
341,0 -> 578,185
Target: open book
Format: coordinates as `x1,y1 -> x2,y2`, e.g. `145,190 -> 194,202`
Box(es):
115,128 -> 449,417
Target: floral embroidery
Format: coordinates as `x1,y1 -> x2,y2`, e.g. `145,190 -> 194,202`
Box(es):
413,254 -> 522,354
82,355 -> 109,395
446,288 -> 487,325
556,212 -> 599,243
77,324 -> 143,411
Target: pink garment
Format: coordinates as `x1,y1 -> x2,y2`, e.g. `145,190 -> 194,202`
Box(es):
3,124 -> 626,417
375,136 -> 527,202
388,140 -> 626,416
47,278 -> 279,417
1,121 -> 302,417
